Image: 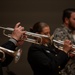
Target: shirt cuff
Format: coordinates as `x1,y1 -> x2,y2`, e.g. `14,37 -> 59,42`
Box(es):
9,38 -> 17,45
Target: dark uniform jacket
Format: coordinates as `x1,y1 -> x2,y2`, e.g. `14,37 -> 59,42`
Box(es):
1,41 -> 16,67
27,43 -> 69,75
0,40 -> 16,75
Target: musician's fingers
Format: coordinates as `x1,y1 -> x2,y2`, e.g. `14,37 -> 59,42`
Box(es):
20,27 -> 24,31
64,40 -> 72,45
22,31 -> 26,34
23,33 -> 27,39
15,22 -> 21,28
69,53 -> 74,57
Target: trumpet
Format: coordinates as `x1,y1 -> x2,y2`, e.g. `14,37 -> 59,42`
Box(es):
53,39 -> 75,54
0,26 -> 50,44
0,46 -> 22,63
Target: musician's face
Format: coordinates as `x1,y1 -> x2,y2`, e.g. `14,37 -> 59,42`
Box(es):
41,26 -> 50,44
68,12 -> 75,30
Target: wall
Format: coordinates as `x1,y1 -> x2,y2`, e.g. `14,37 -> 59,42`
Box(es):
0,0 -> 75,75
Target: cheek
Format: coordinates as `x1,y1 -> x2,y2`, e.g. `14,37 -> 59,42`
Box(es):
70,18 -> 75,24
71,21 -> 75,27
69,20 -> 75,26
72,19 -> 75,23
43,38 -> 50,43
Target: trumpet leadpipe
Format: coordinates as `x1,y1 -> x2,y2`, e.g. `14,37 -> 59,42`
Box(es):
25,31 -> 49,38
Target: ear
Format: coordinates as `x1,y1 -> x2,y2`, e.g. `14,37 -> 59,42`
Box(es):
65,17 -> 69,25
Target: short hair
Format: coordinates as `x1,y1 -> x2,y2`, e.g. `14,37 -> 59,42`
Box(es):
62,8 -> 75,22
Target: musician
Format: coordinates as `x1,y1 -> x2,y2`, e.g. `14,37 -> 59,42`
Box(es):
0,22 -> 26,75
27,22 -> 72,75
52,8 -> 75,75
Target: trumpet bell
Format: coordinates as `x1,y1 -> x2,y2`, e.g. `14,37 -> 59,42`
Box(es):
0,46 -> 22,63
14,48 -> 22,63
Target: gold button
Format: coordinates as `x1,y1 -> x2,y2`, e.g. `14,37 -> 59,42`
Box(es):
55,54 -> 57,56
59,72 -> 61,74
58,66 -> 61,68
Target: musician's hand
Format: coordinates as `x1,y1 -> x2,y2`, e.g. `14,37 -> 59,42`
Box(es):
68,48 -> 75,57
11,22 -> 26,41
63,40 -> 72,53
17,34 -> 27,46
69,53 -> 75,57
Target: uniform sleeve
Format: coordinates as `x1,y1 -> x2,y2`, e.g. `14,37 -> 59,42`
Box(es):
1,40 -> 17,67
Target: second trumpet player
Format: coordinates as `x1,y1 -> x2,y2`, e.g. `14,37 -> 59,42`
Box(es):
27,21 -> 72,75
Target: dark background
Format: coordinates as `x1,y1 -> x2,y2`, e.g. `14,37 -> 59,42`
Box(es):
0,0 -> 75,75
